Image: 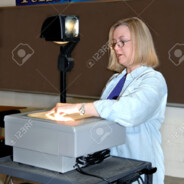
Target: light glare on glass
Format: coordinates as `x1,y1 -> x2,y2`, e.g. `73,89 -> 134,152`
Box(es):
65,16 -> 79,38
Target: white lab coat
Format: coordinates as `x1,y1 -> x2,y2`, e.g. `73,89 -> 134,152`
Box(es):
94,66 -> 168,184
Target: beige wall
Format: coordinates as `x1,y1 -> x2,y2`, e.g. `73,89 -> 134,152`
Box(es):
0,0 -> 15,7
161,106 -> 184,178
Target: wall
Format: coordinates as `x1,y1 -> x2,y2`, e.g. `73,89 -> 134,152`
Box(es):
0,0 -> 184,178
161,106 -> 184,178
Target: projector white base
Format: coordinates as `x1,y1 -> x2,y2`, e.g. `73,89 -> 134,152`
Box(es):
13,147 -> 76,173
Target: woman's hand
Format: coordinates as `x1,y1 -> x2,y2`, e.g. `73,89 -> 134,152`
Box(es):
46,103 -> 80,121
46,102 -> 100,121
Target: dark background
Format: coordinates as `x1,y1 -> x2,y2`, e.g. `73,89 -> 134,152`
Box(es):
0,0 -> 183,103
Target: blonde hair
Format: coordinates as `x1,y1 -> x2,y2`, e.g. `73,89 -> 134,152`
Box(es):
107,17 -> 159,72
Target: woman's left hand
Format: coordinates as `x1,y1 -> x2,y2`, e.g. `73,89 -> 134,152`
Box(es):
46,102 -> 99,121
46,103 -> 79,120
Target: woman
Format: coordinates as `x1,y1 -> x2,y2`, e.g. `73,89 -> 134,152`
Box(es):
47,17 -> 167,184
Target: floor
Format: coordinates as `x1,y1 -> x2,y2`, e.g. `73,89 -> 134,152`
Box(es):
0,174 -> 184,184
164,176 -> 184,184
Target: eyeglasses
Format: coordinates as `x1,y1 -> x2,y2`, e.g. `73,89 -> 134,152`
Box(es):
110,40 -> 131,49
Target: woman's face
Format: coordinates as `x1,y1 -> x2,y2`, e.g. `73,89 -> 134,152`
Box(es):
112,25 -> 135,68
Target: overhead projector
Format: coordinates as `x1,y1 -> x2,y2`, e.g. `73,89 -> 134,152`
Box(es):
5,110 -> 125,173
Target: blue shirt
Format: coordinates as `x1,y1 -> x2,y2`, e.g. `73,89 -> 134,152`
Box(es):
94,66 -> 168,184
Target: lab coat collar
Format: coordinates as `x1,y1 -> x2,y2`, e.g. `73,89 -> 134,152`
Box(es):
122,66 -> 152,80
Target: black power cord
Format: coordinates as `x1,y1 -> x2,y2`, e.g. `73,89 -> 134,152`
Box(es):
136,167 -> 157,184
75,163 -> 112,184
75,150 -> 156,184
138,175 -> 145,184
75,149 -> 112,184
76,149 -> 110,167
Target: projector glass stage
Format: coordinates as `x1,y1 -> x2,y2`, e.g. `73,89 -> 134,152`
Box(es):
28,111 -> 91,126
